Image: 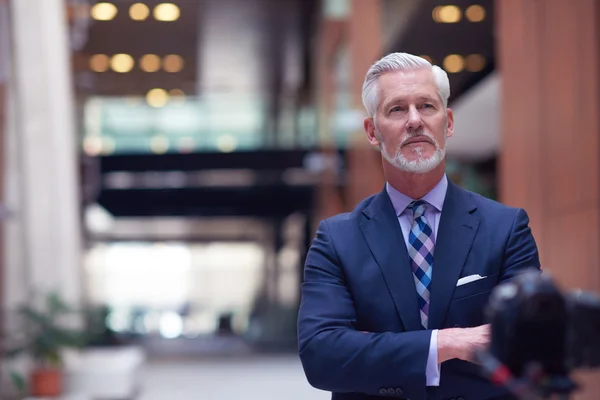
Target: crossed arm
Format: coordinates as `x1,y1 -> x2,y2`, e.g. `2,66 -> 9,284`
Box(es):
297,220 -> 432,399
297,209 -> 540,398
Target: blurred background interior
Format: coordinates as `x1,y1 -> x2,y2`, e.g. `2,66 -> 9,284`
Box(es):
0,0 -> 599,399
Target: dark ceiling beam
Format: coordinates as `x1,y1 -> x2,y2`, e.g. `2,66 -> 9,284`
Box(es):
97,185 -> 316,218
98,150 -> 323,172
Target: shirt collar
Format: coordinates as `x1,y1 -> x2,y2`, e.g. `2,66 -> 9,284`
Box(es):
386,174 -> 448,216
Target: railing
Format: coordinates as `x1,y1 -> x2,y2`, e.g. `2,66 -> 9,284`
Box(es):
82,95 -> 321,155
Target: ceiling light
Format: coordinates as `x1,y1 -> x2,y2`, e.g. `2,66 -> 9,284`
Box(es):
110,54 -> 135,73
140,54 -> 161,72
465,54 -> 486,72
168,89 -> 186,104
101,137 -> 115,155
89,54 -> 110,72
154,3 -> 180,22
83,136 -> 103,156
83,136 -> 115,157
465,5 -> 485,22
216,135 -> 237,153
433,5 -> 461,23
146,88 -> 169,108
150,136 -> 170,154
178,137 -> 195,153
130,3 -> 150,21
91,2 -> 118,21
169,89 -> 185,97
163,55 -> 184,72
432,6 -> 441,22
443,54 -> 464,73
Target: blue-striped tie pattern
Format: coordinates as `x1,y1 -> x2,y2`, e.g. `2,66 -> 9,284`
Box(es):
407,200 -> 434,329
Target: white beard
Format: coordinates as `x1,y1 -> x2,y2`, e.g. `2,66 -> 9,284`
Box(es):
378,127 -> 447,173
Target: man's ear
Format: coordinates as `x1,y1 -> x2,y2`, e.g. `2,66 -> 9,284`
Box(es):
364,117 -> 380,146
446,108 -> 454,138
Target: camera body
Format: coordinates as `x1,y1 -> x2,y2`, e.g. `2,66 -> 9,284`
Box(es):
479,269 -> 600,399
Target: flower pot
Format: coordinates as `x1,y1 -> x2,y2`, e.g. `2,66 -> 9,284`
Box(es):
30,368 -> 62,396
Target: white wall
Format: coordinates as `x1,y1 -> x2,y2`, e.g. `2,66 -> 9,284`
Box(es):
446,72 -> 500,161
4,0 -> 82,310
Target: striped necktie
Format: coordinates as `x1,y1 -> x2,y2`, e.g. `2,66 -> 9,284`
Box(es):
407,200 -> 434,329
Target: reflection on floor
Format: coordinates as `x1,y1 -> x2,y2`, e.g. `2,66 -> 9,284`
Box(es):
137,355 -> 330,400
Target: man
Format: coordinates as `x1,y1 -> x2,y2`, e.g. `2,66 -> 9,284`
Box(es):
297,52 -> 540,400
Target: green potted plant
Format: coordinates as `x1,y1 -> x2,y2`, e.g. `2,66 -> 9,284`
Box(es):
2,292 -> 87,397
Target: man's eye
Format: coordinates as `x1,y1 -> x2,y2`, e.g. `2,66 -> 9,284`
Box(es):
390,106 -> 404,112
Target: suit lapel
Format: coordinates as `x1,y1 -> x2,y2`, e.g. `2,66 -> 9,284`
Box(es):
359,188 -> 422,331
428,181 -> 480,329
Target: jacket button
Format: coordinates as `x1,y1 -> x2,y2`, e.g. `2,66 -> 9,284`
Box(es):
386,388 -> 396,395
379,388 -> 387,395
395,388 -> 403,396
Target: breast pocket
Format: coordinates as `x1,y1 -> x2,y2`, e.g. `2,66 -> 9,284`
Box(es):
446,273 -> 499,327
452,273 -> 499,300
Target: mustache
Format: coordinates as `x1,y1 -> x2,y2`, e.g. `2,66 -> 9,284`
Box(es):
400,129 -> 439,148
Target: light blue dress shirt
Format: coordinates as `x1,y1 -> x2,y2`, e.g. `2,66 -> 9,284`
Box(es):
385,174 -> 448,387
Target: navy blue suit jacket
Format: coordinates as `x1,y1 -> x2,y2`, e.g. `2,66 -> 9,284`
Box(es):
298,180 -> 540,400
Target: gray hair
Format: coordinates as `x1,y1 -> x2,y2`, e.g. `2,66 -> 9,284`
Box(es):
361,52 -> 451,118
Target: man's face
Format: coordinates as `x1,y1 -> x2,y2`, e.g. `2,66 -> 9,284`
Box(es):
364,68 -> 454,173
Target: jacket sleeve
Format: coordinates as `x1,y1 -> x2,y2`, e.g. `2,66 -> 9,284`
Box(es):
500,208 -> 541,280
298,219 -> 432,400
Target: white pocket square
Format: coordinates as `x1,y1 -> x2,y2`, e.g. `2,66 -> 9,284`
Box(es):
456,274 -> 486,287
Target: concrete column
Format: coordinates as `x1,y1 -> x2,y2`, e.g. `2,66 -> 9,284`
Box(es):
344,0 -> 385,209
312,9 -> 346,222
0,4 -> 9,385
313,0 -> 386,221
497,1 -> 600,397
498,0 -> 600,291
4,0 -> 82,308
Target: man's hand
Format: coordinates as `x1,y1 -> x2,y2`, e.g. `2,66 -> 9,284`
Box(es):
437,324 -> 490,363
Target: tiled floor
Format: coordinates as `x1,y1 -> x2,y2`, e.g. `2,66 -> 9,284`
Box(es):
137,355 -> 330,400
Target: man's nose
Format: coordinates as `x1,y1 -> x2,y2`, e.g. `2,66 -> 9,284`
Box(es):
406,106 -> 423,131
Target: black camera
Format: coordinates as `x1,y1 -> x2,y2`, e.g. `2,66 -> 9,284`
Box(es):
475,269 -> 600,400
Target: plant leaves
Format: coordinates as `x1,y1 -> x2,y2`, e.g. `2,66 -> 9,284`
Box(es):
9,370 -> 27,394
47,292 -> 70,316
4,292 -> 88,365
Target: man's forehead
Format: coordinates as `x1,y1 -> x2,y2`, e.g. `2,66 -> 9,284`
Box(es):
381,93 -> 437,108
377,72 -> 440,109
379,73 -> 437,97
